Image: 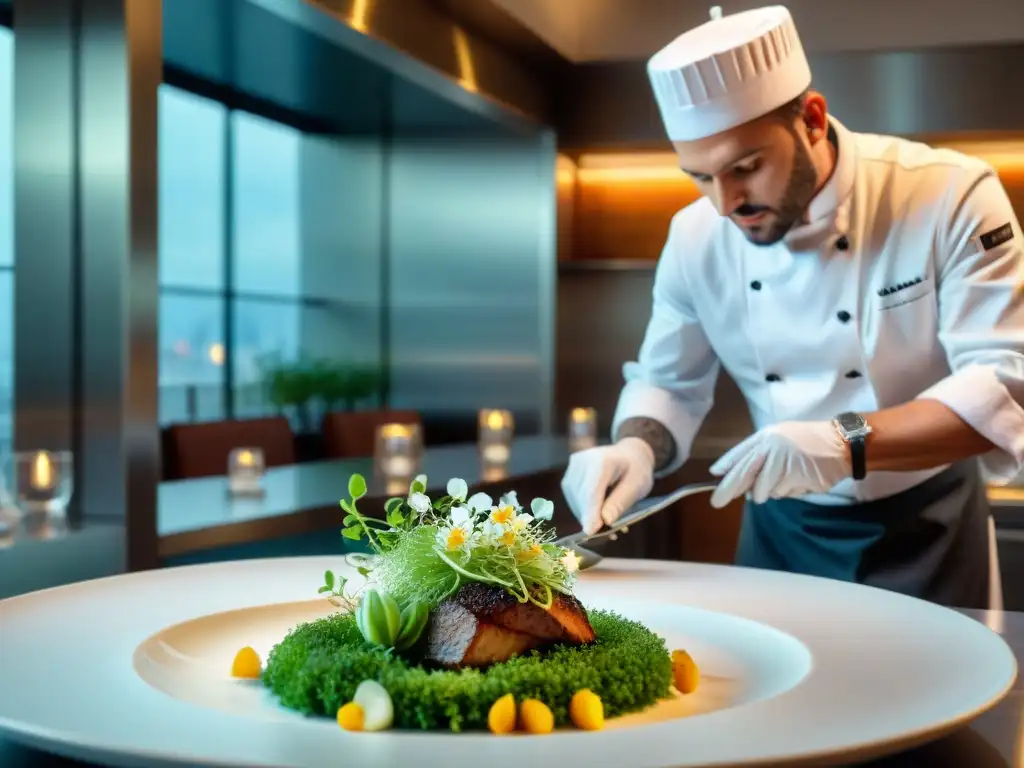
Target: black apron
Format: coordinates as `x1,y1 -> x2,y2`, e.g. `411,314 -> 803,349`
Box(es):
734,461 -> 992,609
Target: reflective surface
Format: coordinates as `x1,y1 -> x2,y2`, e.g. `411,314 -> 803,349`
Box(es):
13,0 -> 161,570
388,111 -> 556,432
558,44 -> 1024,149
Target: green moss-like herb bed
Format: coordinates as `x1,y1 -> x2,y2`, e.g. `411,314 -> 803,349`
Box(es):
263,608 -> 674,732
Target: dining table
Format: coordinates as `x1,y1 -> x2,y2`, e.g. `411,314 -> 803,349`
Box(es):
156,434 -> 1024,565
1,604 -> 1021,767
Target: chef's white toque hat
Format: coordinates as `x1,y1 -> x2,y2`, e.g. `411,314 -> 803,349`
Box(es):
648,5 -> 812,141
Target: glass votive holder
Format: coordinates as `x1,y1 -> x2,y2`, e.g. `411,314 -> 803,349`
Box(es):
480,461 -> 509,484
478,408 -> 514,465
375,423 -> 423,479
568,407 -> 598,452
227,447 -> 266,497
10,450 -> 74,519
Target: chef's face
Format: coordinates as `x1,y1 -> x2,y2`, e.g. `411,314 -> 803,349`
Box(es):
674,92 -> 829,246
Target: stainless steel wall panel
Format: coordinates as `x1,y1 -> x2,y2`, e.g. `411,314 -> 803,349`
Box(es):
12,0 -> 77,454
13,0 -> 162,570
387,113 -> 557,436
558,43 -> 1024,150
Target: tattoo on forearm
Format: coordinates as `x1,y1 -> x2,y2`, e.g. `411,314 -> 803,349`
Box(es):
616,417 -> 677,471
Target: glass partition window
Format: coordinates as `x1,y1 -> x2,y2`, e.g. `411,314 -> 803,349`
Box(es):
157,84 -> 384,428
157,85 -> 227,424
0,26 -> 14,454
230,111 -> 303,416
231,111 -> 302,297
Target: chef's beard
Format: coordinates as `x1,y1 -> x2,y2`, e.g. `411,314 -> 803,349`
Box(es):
734,137 -> 819,247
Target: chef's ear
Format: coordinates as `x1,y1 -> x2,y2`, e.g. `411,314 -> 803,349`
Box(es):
801,90 -> 829,142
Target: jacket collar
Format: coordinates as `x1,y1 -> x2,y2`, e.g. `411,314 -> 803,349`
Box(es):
785,116 -> 857,243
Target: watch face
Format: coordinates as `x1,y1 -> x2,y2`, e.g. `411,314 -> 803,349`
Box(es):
837,412 -> 866,433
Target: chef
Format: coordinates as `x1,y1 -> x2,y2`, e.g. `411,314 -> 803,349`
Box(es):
561,5 -> 1024,610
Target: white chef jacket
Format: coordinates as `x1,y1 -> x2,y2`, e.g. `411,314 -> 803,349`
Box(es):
612,117 -> 1024,505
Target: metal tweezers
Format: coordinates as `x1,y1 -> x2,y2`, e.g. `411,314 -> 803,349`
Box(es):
555,481 -> 719,570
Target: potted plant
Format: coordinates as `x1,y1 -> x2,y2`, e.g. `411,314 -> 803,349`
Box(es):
262,358 -> 386,462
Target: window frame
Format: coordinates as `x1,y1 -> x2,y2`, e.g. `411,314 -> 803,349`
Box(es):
0,18 -> 14,455
157,73 -> 335,425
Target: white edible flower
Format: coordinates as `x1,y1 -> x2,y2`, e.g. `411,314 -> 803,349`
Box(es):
437,510 -> 477,552
488,502 -> 533,532
480,519 -> 502,544
561,550 -> 581,573
511,512 -> 533,531
499,491 -> 519,509
481,519 -> 518,548
467,492 -> 492,513
530,498 -> 554,521
488,504 -> 517,526
450,506 -> 472,527
408,492 -> 431,514
446,477 -> 468,501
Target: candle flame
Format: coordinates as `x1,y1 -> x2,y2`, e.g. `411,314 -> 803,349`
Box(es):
31,452 -> 53,490
237,450 -> 254,467
380,424 -> 413,439
570,407 -> 595,423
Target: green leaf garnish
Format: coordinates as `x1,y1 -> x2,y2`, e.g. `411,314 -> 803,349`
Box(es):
348,473 -> 367,500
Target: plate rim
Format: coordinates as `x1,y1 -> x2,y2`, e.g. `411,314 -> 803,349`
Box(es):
0,556 -> 1017,768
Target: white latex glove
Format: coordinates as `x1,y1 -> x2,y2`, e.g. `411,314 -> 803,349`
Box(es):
708,421 -> 851,508
561,437 -> 656,535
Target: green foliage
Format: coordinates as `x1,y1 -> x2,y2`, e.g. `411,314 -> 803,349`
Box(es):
369,526 -> 463,608
262,609 -> 674,732
335,473 -> 576,609
261,357 -> 384,432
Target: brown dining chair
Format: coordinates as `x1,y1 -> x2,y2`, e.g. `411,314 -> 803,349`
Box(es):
321,410 -> 422,459
162,417 -> 296,480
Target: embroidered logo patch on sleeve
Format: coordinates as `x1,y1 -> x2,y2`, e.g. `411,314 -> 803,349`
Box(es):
979,222 -> 1015,251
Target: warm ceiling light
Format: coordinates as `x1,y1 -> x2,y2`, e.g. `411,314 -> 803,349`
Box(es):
453,27 -> 478,92
350,0 -> 372,32
575,152 -> 691,183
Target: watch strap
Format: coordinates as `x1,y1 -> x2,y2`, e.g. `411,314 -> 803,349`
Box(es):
849,434 -> 866,481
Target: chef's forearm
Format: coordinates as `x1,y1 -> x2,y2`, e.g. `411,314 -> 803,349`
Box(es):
616,417 -> 677,471
863,399 -> 995,472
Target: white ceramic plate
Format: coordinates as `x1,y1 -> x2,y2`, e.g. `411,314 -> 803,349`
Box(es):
0,557 -> 1015,768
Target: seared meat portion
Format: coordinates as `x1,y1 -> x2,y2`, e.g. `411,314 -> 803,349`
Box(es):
423,582 -> 596,668
423,600 -> 543,668
453,582 -> 597,644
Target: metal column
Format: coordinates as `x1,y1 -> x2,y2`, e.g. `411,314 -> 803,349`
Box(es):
13,0 -> 162,571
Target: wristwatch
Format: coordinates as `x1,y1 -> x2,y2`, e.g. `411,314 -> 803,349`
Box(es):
832,412 -> 872,481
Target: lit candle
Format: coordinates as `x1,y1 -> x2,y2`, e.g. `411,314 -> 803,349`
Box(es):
13,450 -> 73,519
568,407 -> 598,452
481,462 -> 508,483
481,443 -> 511,464
478,409 -> 514,466
31,452 -> 54,491
380,455 -> 415,477
375,423 -> 422,479
228,447 -> 265,496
